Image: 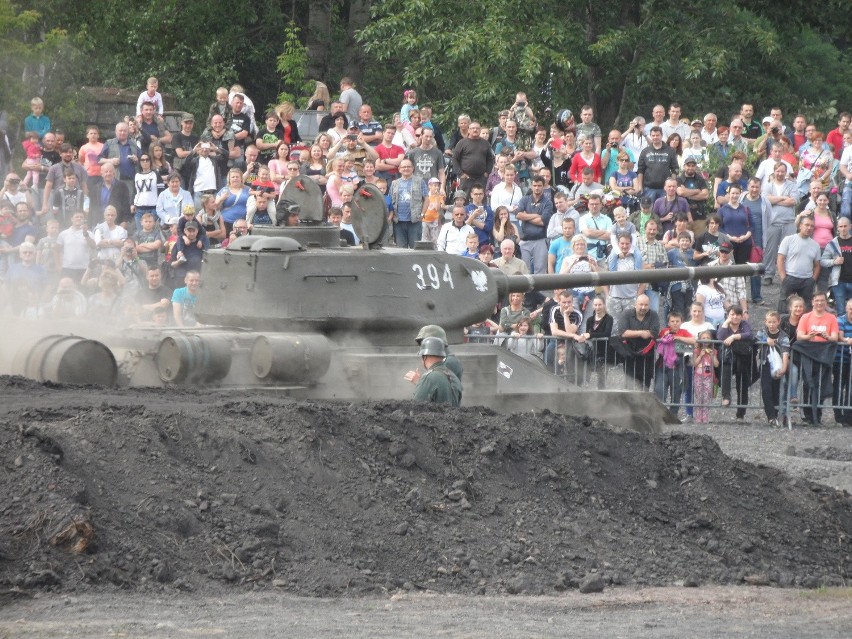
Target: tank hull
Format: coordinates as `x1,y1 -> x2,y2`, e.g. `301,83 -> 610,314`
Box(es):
0,321 -> 671,433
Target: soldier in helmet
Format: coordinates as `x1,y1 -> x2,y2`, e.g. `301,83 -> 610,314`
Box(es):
408,336 -> 462,406
277,199 -> 300,226
410,324 -> 463,381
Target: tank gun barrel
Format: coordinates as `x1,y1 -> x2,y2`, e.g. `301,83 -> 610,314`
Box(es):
498,263 -> 764,297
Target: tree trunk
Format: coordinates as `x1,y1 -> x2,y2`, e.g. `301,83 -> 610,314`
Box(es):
306,0 -> 333,81
343,0 -> 371,87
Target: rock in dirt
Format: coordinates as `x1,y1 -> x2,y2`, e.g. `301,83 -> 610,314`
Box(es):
579,574 -> 605,594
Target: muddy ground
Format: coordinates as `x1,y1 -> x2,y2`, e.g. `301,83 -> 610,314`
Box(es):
1,377 -> 852,637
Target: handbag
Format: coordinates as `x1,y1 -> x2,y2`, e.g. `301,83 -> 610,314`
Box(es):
572,339 -> 592,361
744,204 -> 762,262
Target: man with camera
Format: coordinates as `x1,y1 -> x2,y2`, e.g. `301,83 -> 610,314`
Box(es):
601,129 -> 634,184
328,125 -> 378,177
222,219 -> 249,248
117,238 -> 148,293
185,142 -> 224,211
0,173 -> 35,210
622,117 -> 648,156
755,117 -> 787,160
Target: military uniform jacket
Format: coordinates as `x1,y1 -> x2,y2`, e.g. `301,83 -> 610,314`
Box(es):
414,361 -> 462,406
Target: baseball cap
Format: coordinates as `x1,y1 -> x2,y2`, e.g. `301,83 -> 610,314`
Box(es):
348,123 -> 360,131
640,195 -> 653,208
684,157 -> 698,165
453,189 -> 467,201
181,113 -> 195,122
428,177 -> 440,184
718,241 -> 733,253
761,116 -> 773,125
184,221 -> 199,230
690,120 -> 702,127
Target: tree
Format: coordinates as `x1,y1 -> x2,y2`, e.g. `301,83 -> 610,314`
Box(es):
358,0 -> 852,132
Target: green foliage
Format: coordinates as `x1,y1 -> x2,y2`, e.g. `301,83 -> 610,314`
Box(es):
0,0 -> 87,140
3,0 -> 850,146
275,23 -> 314,108
358,0 -> 851,133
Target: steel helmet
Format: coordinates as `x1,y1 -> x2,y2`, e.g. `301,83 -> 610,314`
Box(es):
415,324 -> 448,345
276,199 -> 301,225
555,109 -> 575,133
418,336 -> 447,358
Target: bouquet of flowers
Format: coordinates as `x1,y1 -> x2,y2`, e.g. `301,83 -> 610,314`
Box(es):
602,187 -> 622,216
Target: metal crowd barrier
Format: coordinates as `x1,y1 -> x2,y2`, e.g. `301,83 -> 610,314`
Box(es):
481,333 -> 852,428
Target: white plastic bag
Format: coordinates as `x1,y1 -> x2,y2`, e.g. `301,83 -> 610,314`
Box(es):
767,346 -> 783,378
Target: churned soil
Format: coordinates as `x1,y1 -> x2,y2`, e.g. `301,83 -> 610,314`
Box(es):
1,376 -> 851,602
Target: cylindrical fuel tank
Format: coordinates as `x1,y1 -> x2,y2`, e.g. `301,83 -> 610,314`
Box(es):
156,335 -> 232,383
250,334 -> 332,382
13,335 -> 117,386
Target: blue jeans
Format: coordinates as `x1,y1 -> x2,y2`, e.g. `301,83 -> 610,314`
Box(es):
833,282 -> 852,314
781,361 -> 799,406
643,187 -> 665,203
393,221 -> 422,249
645,289 -> 661,316
841,182 -> 852,219
750,275 -> 762,302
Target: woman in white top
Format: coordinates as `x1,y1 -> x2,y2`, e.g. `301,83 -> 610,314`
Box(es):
489,164 -> 524,222
694,278 -> 727,327
680,302 -> 716,421
132,153 -> 159,231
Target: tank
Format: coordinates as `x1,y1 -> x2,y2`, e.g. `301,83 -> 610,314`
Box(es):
0,176 -> 763,434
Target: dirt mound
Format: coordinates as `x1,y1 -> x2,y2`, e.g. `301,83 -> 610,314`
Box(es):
1,377 -> 851,596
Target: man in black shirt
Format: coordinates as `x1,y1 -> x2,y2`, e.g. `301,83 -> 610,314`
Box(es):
230,94 -> 254,169
171,114 -> 199,177
636,126 -> 679,204
452,122 -> 495,193
619,293 -> 660,390
823,217 -> 852,312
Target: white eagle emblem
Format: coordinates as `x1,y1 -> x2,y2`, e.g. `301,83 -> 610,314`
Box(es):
471,270 -> 488,292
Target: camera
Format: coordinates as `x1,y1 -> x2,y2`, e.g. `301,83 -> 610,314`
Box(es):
517,101 -> 526,108
233,228 -> 245,237
771,127 -> 780,134
346,134 -> 358,141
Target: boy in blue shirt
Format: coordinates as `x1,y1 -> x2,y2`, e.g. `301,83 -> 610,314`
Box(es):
24,97 -> 51,140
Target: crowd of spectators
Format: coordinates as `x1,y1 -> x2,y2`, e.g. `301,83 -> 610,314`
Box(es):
1,78 -> 852,422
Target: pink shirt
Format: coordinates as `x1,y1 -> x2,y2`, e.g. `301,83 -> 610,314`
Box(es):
812,211 -> 835,249
79,142 -> 105,177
